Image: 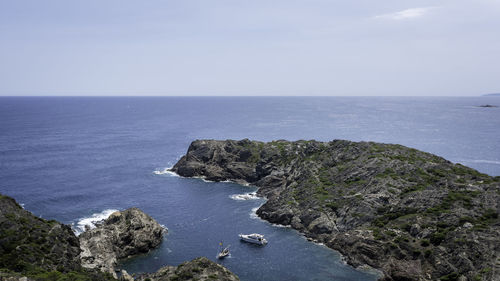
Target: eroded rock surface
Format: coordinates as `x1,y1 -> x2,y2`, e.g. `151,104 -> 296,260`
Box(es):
172,139 -> 500,281
136,257 -> 239,281
79,208 -> 166,277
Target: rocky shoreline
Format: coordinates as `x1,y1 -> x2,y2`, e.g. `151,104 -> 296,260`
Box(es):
79,208 -> 166,278
171,139 -> 500,281
0,194 -> 239,281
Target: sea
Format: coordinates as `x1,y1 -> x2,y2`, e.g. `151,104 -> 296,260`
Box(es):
1,96 -> 499,281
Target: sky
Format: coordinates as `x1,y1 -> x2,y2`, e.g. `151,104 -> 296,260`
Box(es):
0,0 -> 499,96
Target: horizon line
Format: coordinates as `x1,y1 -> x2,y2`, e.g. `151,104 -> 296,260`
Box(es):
0,94 -> 496,98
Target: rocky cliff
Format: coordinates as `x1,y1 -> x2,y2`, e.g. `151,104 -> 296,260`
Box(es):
79,208 -> 166,278
0,194 -> 114,280
136,257 -> 239,281
172,139 -> 500,281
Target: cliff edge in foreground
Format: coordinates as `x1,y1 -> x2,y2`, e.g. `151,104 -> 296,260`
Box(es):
0,194 -> 114,280
172,139 -> 500,281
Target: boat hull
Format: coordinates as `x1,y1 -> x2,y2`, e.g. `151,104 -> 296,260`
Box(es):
217,253 -> 229,259
239,234 -> 267,245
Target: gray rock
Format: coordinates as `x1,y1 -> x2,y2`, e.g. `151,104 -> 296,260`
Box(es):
79,208 -> 166,277
120,270 -> 134,281
172,139 -> 500,281
136,257 -> 239,281
463,222 -> 473,229
410,224 -> 421,237
0,194 -> 114,280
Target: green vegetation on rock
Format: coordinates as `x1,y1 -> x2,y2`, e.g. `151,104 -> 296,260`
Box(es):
0,194 -> 116,281
173,139 -> 500,281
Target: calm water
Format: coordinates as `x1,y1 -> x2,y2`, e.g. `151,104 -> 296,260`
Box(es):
1,97 -> 499,281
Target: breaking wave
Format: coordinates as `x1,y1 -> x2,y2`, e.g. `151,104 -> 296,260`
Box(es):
230,192 -> 259,201
73,209 -> 118,235
250,207 -> 260,219
193,176 -> 215,183
153,167 -> 180,177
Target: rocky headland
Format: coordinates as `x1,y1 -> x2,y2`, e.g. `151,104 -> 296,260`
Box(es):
172,139 -> 500,281
79,208 -> 166,278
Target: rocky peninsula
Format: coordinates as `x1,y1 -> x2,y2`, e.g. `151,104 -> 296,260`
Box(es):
172,139 -> 500,281
0,194 -> 239,281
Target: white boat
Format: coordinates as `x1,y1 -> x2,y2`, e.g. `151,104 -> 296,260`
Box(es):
217,246 -> 230,259
239,233 -> 268,245
217,241 -> 230,259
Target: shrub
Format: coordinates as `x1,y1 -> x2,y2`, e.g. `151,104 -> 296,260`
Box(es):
439,272 -> 459,281
424,249 -> 432,258
420,239 -> 430,247
430,232 -> 446,245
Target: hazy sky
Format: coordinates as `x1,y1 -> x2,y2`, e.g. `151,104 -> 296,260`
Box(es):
1,0 -> 499,96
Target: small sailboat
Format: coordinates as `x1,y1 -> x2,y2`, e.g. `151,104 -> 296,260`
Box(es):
217,241 -> 230,259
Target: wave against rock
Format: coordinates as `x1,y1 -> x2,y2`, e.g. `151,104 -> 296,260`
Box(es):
172,139 -> 500,281
1,194 -> 240,281
79,208 -> 166,278
0,194 -> 114,280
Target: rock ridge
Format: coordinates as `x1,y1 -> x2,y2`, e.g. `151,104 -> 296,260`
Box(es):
172,139 -> 500,281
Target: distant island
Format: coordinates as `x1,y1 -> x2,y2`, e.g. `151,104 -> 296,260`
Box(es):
482,93 -> 500,96
172,139 -> 500,281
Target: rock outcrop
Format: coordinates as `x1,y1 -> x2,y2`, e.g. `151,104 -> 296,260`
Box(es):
0,194 -> 114,280
0,194 -> 240,281
136,257 -> 239,281
172,139 -> 500,281
79,208 -> 166,277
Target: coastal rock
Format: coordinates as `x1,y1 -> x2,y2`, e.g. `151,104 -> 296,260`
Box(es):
136,257 -> 239,281
463,222 -> 473,229
0,195 -> 81,272
1,194 -> 241,281
172,139 -> 500,281
0,194 -> 114,280
79,208 -> 166,277
120,270 -> 134,281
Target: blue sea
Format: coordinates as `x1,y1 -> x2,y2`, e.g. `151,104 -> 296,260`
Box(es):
1,97 -> 499,281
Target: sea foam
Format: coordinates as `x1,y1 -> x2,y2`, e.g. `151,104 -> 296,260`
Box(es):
230,192 -> 259,201
153,167 -> 180,177
73,209 -> 118,235
193,176 -> 215,183
250,207 -> 260,219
